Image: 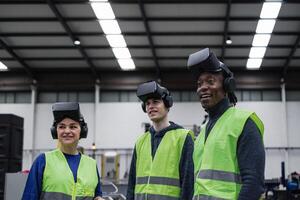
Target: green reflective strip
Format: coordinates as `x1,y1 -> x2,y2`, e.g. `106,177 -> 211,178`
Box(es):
135,193 -> 180,200
136,176 -> 180,187
193,194 -> 228,200
198,169 -> 241,184
40,191 -> 72,200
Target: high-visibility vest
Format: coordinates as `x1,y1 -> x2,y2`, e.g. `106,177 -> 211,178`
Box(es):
193,107 -> 264,200
135,128 -> 192,200
41,149 -> 98,200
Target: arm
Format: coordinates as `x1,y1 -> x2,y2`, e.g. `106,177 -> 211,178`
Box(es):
237,118 -> 265,200
179,134 -> 194,200
126,147 -> 137,200
21,153 -> 46,200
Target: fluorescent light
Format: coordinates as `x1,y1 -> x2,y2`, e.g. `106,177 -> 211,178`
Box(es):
89,0 -> 136,71
91,2 -> 115,19
0,61 -> 8,70
106,35 -> 127,47
252,34 -> 271,46
260,2 -> 282,18
246,58 -> 262,69
117,58 -> 135,70
249,47 -> 267,58
112,48 -> 131,59
99,20 -> 121,34
256,19 -> 276,33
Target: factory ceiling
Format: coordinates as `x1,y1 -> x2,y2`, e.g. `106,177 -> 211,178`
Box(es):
0,0 -> 300,91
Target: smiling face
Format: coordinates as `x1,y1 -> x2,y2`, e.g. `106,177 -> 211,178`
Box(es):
57,118 -> 81,146
145,98 -> 168,123
197,72 -> 226,110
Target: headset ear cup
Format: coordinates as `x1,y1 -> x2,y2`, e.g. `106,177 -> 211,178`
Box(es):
51,125 -> 58,139
164,95 -> 173,108
80,122 -> 88,138
224,77 -> 236,93
141,102 -> 146,113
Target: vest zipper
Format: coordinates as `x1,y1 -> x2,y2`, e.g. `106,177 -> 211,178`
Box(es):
72,183 -> 77,200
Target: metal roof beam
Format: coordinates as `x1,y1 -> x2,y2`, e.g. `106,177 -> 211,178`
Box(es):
138,0 -> 161,81
46,0 -> 100,80
0,38 -> 36,80
3,44 -> 299,49
1,16 -> 300,22
3,0 -> 300,4
221,0 -> 231,60
0,31 -> 298,37
282,34 -> 300,79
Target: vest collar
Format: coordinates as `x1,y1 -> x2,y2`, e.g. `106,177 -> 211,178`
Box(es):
149,121 -> 183,138
207,97 -> 231,120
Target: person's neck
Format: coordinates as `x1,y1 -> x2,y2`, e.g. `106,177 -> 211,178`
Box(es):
152,117 -> 170,132
207,97 -> 230,119
60,145 -> 79,155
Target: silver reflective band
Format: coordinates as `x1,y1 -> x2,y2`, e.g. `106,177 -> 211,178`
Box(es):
193,194 -> 228,200
40,192 -> 94,200
198,169 -> 241,183
136,176 -> 180,187
135,193 -> 180,200
40,192 -> 71,200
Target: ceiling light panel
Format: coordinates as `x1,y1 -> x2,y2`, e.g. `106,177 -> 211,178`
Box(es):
246,58 -> 263,69
91,2 -> 115,19
260,2 -> 282,18
252,34 -> 271,46
0,61 -> 8,70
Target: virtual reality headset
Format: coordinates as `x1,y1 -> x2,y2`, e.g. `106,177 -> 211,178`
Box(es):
52,102 -> 81,123
136,81 -> 167,102
187,48 -> 226,77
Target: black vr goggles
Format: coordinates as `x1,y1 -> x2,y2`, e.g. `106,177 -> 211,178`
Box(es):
187,48 -> 237,104
187,48 -> 232,77
136,81 -> 173,112
50,102 -> 88,139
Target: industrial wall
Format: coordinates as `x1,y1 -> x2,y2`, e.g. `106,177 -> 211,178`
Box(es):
0,101 -> 299,180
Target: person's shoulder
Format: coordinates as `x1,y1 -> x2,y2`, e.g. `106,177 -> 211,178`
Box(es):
34,153 -> 46,163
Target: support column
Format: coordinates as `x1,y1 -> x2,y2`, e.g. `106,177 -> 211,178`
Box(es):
30,83 -> 37,163
281,79 -> 289,175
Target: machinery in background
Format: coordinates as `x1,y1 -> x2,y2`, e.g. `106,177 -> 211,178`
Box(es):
101,151 -> 120,182
265,162 -> 300,200
102,180 -> 126,200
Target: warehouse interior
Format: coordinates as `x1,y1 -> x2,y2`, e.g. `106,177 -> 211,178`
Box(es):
0,0 -> 300,199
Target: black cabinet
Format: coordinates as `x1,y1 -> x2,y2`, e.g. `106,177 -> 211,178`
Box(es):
0,114 -> 24,200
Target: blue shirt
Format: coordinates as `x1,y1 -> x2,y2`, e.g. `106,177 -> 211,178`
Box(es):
22,152 -> 102,200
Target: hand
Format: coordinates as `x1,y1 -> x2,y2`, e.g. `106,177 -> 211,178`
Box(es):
94,197 -> 105,200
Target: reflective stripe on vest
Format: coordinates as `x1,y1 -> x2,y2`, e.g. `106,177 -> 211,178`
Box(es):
135,193 -> 180,200
198,169 -> 241,184
192,194 -> 227,200
135,129 -> 190,198
40,191 -> 94,200
136,176 -> 180,187
42,149 -> 98,200
193,107 -> 264,200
